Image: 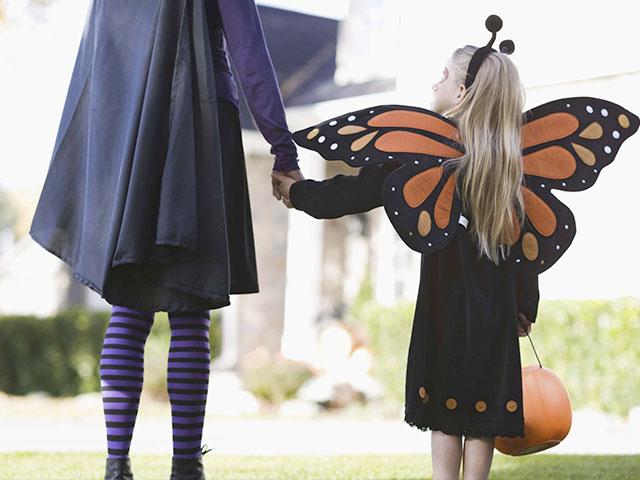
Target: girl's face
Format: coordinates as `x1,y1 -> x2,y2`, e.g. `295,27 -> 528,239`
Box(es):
430,57 -> 466,114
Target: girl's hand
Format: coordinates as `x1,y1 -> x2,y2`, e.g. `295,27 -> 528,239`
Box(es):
271,171 -> 300,208
517,312 -> 532,337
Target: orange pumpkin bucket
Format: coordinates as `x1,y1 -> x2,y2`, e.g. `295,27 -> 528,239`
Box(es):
495,333 -> 572,455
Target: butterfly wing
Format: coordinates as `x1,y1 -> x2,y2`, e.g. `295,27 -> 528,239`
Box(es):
507,186 -> 577,275
508,97 -> 639,274
382,162 -> 463,254
293,104 -> 466,254
292,104 -> 463,168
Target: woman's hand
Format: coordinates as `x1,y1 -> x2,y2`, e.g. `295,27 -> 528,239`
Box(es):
271,168 -> 304,201
517,312 -> 532,337
271,171 -> 301,208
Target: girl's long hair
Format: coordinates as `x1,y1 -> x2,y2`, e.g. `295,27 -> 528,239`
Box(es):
442,45 -> 526,264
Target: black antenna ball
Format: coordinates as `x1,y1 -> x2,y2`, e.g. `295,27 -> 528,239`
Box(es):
499,39 -> 515,54
485,15 -> 503,33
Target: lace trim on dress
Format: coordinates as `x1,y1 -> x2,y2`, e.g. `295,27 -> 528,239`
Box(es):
404,413 -> 525,439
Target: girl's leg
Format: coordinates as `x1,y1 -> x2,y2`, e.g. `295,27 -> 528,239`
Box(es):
167,310 -> 211,458
461,435 -> 495,480
100,305 -> 155,458
431,430 -> 463,479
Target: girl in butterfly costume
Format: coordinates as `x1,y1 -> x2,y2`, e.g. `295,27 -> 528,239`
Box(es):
273,15 -> 639,479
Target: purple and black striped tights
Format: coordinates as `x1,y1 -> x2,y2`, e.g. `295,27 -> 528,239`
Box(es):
99,305 -> 211,459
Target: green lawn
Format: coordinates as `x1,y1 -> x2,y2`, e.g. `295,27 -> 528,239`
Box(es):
1,452 -> 638,479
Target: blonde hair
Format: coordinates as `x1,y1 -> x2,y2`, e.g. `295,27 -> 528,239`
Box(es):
442,45 -> 526,264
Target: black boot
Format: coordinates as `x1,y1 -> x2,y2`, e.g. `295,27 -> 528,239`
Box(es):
104,456 -> 134,480
169,445 -> 213,480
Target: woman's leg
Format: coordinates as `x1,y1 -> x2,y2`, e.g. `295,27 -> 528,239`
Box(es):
100,305 -> 155,458
461,435 -> 495,480
431,430 -> 463,479
167,310 -> 212,458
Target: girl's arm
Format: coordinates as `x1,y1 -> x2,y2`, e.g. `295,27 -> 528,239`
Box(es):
516,271 -> 540,323
286,162 -> 401,219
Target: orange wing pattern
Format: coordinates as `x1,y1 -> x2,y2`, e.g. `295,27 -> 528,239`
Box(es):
293,105 -> 463,167
506,97 -> 639,274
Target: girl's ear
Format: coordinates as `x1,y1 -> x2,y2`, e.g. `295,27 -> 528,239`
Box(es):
454,84 -> 466,105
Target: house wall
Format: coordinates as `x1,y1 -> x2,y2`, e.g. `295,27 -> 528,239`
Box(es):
226,148 -> 290,369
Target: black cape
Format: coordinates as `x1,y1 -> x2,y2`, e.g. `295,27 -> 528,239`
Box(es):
29,0 -> 256,312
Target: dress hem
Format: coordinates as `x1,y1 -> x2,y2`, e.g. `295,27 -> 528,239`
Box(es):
404,412 -> 525,438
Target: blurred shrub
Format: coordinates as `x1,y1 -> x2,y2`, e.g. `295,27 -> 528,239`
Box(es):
347,279 -> 640,417
0,187 -> 17,232
242,351 -> 314,405
0,308 -> 108,396
521,298 -> 640,417
0,307 -> 221,400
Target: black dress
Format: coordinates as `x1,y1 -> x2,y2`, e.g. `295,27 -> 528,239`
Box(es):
28,1 -> 258,312
289,162 -> 540,438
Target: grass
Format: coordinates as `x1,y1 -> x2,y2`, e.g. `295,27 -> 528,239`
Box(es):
0,452 -> 639,479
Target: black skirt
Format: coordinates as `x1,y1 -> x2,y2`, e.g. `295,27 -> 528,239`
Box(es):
404,219 -> 528,438
216,96 -> 259,296
29,1 -> 257,313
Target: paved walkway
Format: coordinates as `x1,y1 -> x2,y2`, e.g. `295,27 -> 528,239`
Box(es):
1,393 -> 638,456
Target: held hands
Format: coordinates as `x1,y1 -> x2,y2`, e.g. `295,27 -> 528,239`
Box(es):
271,170 -> 303,208
517,312 -> 533,337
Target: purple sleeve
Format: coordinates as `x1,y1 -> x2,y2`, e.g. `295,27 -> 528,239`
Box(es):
216,0 -> 300,172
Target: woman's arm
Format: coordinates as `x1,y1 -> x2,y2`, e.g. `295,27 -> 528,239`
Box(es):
277,162 -> 401,219
216,0 -> 299,172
